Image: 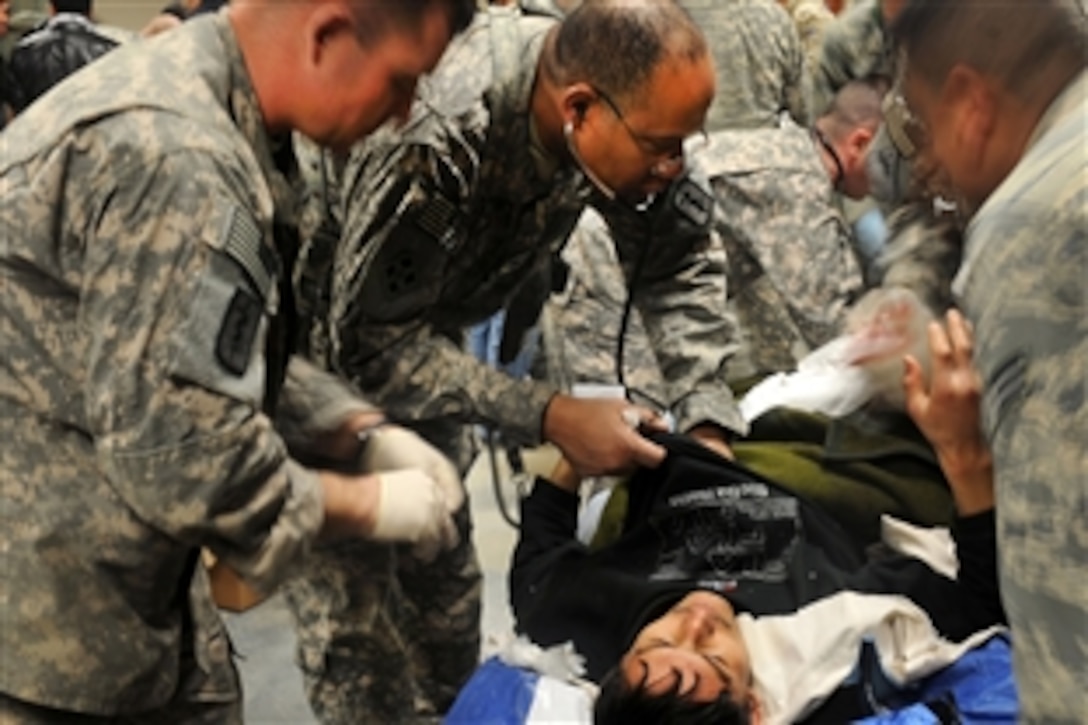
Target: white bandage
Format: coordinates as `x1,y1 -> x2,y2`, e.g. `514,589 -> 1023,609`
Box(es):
371,469 -> 459,563
360,425 -> 465,513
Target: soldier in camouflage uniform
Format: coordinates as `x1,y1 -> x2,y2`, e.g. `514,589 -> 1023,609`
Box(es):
684,0 -> 811,130
289,1 -> 745,721
891,1 -> 1087,720
0,0 -> 474,721
545,80 -> 881,393
537,0 -> 816,397
812,0 -> 903,114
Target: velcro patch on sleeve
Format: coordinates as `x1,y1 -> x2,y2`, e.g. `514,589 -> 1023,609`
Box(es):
216,288 -> 263,376
354,197 -> 458,323
672,177 -> 713,228
169,248 -> 269,408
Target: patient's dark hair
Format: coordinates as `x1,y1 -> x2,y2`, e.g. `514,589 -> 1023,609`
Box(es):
593,663 -> 751,725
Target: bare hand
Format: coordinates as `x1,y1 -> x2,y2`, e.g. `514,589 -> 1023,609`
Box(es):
543,395 -> 667,477
903,309 -> 993,515
310,409 -> 386,464
687,424 -> 735,460
903,309 -> 984,454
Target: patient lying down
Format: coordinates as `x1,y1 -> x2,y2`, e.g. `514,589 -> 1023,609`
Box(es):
509,311 -> 1005,724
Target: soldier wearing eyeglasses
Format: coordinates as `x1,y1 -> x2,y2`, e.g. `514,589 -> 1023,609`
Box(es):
887,0 -> 1087,721
287,0 -> 746,721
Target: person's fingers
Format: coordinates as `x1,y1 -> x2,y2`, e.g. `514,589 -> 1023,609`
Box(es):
698,436 -> 734,461
548,456 -> 581,490
902,354 -> 929,420
636,407 -> 670,432
946,309 -> 974,362
628,432 -> 667,469
927,319 -> 952,362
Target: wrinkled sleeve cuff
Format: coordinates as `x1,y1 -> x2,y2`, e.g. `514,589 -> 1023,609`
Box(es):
673,388 -> 749,439
218,459 -> 325,593
494,378 -> 561,447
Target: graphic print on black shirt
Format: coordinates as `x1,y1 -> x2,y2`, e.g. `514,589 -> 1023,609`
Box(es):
649,480 -> 802,586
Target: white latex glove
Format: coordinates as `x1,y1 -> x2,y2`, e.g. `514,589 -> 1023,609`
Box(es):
371,469 -> 459,563
360,425 -> 465,513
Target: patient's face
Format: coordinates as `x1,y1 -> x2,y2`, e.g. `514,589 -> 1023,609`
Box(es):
620,590 -> 760,714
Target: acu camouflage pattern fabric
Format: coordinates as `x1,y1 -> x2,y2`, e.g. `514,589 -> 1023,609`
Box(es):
281,504 -> 481,724
953,71 -> 1087,722
683,0 -> 811,130
536,207 -> 678,411
812,0 -> 894,114
701,119 -> 865,380
306,6 -> 743,442
875,201 -> 963,318
286,8 -> 743,721
0,14 -> 362,718
779,0 -> 836,72
541,119 -> 866,393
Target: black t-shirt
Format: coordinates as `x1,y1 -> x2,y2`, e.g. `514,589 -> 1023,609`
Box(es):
510,434 -> 1004,682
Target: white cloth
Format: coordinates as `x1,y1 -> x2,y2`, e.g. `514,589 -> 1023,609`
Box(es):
738,516 -> 1004,725
739,336 -> 879,421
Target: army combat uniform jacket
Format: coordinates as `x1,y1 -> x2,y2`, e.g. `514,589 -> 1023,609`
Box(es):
312,7 -> 745,443
701,119 -> 865,378
0,14 -> 367,715
953,69 -> 1088,721
684,0 -> 812,131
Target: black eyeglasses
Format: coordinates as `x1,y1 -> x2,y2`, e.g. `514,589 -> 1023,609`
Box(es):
592,86 -> 707,177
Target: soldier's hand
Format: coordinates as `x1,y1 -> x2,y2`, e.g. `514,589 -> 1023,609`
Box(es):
542,394 -> 667,477
301,409 -> 385,466
360,425 -> 464,513
368,470 -> 460,562
318,469 -> 459,561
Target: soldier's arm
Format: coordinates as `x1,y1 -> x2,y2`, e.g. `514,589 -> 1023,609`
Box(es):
329,127 -> 560,444
601,175 -> 747,441
80,148 -> 378,593
273,356 -> 384,464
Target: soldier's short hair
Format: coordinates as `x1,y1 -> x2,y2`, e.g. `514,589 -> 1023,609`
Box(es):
351,0 -> 477,43
821,77 -> 887,141
890,0 -> 1085,103
546,0 -> 707,104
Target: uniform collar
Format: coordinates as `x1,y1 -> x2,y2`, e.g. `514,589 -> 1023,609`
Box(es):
213,12 -> 299,221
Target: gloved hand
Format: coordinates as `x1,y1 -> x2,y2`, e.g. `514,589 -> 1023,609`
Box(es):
371,469 -> 460,563
360,425 -> 465,514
